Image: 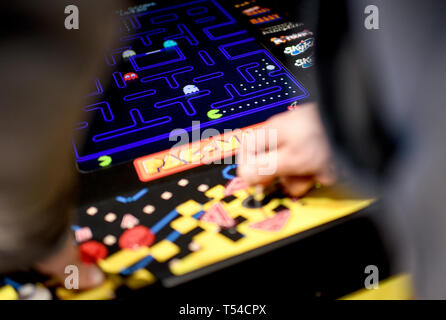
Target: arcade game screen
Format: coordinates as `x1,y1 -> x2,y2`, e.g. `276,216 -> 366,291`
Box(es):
0,0 -> 377,300
74,0 -> 312,173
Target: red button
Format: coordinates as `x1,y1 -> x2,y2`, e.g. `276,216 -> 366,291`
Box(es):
119,225 -> 155,250
79,240 -> 108,264
119,226 -> 155,249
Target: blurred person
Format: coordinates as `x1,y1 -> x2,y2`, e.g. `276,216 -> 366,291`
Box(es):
238,0 -> 446,299
0,0 -> 122,289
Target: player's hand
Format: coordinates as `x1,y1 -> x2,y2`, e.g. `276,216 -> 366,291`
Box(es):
34,234 -> 105,290
237,102 -> 337,197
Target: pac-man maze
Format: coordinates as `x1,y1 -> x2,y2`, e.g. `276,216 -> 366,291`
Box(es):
73,0 -> 309,171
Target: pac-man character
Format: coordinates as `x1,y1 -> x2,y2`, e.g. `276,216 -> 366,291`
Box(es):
123,72 -> 138,81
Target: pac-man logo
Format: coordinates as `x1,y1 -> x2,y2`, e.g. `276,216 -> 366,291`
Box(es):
133,123 -> 264,182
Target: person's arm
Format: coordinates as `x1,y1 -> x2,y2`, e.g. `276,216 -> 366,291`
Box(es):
316,0 -> 446,298
240,0 -> 446,299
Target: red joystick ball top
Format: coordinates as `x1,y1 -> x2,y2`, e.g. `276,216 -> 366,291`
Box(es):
79,240 -> 108,264
119,225 -> 155,250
